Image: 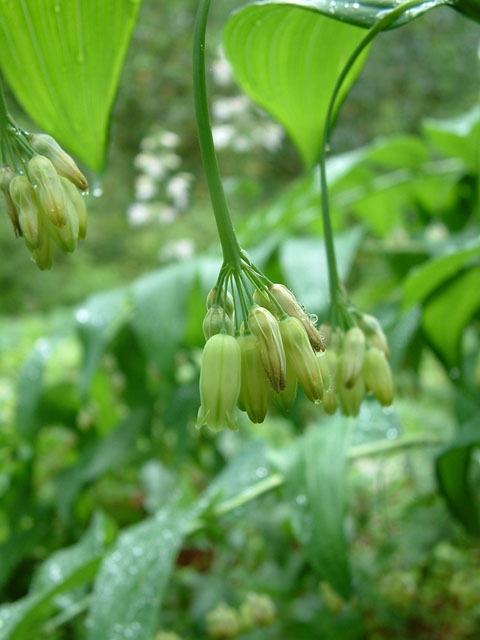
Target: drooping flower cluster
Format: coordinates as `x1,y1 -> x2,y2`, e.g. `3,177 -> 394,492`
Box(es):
197,264 -> 331,431
196,261 -> 394,430
0,127 -> 88,270
319,314 -> 393,417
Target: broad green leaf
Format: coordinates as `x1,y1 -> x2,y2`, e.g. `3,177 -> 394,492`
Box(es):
131,261 -> 196,372
422,265 -> 480,364
0,513 -> 107,640
55,408 -> 151,519
403,238 -> 480,308
279,226 -> 364,315
423,105 -> 480,172
76,288 -> 131,397
223,5 -> 370,168
0,0 -> 142,170
285,419 -> 353,599
87,506 -> 192,640
436,418 -> 480,535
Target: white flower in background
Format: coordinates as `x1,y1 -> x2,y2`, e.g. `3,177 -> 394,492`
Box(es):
127,202 -> 153,226
258,123 -> 283,151
158,131 -> 180,148
212,124 -> 235,150
134,175 -> 157,201
212,49 -> 233,86
134,152 -> 167,179
158,238 -> 194,261
213,95 -> 250,120
162,153 -> 182,170
166,172 -> 193,211
157,205 -> 177,224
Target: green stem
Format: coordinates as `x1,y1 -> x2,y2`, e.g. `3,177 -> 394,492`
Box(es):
319,0 -> 431,316
193,0 -> 241,269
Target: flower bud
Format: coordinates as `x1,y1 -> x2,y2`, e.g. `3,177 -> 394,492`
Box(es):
0,167 -> 22,237
206,603 -> 240,639
248,305 -> 286,393
337,355 -> 365,417
197,334 -> 241,432
61,176 -> 87,240
320,351 -> 338,414
362,347 -> 393,406
48,177 -> 80,253
206,286 -> 234,315
274,357 -> 298,411
9,175 -> 41,249
280,317 -> 323,403
341,327 -> 365,388
269,284 -> 325,351
203,306 -> 234,341
237,334 -> 271,423
358,313 -> 390,358
31,228 -> 55,270
322,388 -> 337,415
253,287 -> 279,316
28,133 -> 88,191
240,592 -> 276,627
28,155 -> 66,227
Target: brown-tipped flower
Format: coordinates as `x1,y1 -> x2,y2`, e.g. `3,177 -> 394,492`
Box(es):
28,133 -> 88,191
203,306 -> 234,341
61,176 -> 87,240
269,284 -> 325,352
341,327 -> 365,388
358,313 -> 390,359
237,334 -> 271,423
248,305 -> 286,393
48,177 -> 81,253
9,175 -> 41,249
337,355 -> 365,417
274,356 -> 298,412
362,347 -> 393,406
0,167 -> 22,237
280,317 -> 323,403
206,286 -> 234,315
28,155 -> 66,227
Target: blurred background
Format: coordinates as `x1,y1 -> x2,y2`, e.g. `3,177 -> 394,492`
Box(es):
1,1 -> 480,638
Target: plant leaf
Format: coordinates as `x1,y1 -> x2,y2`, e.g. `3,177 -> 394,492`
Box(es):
86,506 -> 193,640
223,4 -> 370,168
0,513 -> 107,640
0,0 -> 142,170
284,418 -> 353,599
279,226 -> 364,316
436,418 -> 480,536
422,265 -> 480,364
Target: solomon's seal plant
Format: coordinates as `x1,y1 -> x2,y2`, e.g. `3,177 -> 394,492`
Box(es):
193,0 -> 397,430
0,80 -> 88,269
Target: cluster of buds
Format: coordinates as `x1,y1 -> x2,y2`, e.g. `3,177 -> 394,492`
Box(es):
320,314 -> 393,417
197,263 -> 331,431
0,123 -> 88,270
206,593 -> 276,639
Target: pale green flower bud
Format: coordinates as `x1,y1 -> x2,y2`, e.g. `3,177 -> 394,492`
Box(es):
341,327 -> 365,388
237,334 -> 271,423
197,334 -> 241,432
358,313 -> 390,358
274,356 -> 298,411
362,347 -> 393,406
28,155 -> 66,227
31,227 -> 55,270
280,316 -> 323,403
206,286 -> 234,315
248,305 -> 286,393
48,177 -> 80,253
322,388 -> 338,415
203,306 -> 234,341
337,355 -> 365,417
316,352 -> 332,391
253,287 -> 279,316
269,284 -> 325,352
61,176 -> 87,240
9,175 -> 41,249
28,133 -> 88,191
0,167 -> 22,237
206,602 -> 240,639
241,592 -> 276,627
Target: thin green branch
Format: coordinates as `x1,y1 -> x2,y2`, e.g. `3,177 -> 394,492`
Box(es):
319,0 -> 432,318
193,0 -> 241,269
0,77 -> 9,136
